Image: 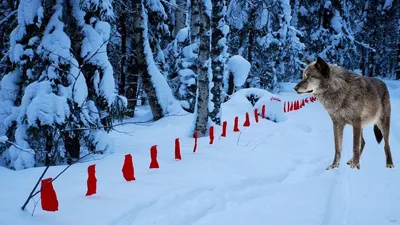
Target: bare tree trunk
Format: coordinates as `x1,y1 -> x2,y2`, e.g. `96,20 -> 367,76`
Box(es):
194,0 -> 211,136
190,0 -> 200,45
174,0 -> 187,38
62,0 -> 82,158
63,131 -> 80,163
396,19 -> 400,80
397,40 -> 400,80
368,50 -> 375,77
210,0 -> 226,125
45,133 -> 53,166
360,47 -> 365,76
125,38 -> 138,116
119,13 -> 127,95
247,7 -> 255,64
185,0 -> 201,113
224,73 -> 234,102
124,9 -> 139,117
132,0 -> 164,120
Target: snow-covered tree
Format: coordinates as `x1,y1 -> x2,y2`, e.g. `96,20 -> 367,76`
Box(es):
0,0 -> 126,170
174,0 -> 187,38
0,0 -> 18,77
131,0 -> 181,121
145,0 -> 170,75
165,0 -> 198,113
0,0 -> 82,169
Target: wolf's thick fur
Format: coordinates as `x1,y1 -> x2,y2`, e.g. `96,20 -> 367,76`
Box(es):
294,57 -> 394,170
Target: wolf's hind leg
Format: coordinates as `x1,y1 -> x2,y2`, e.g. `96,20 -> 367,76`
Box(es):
379,90 -> 394,168
378,120 -> 394,168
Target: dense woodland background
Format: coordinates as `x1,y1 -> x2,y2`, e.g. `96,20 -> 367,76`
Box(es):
0,0 -> 399,170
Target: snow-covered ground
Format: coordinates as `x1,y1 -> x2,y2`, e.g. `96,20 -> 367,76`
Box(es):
1,81 -> 400,225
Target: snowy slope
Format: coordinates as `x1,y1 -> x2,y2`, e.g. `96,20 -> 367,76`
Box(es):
1,81 -> 400,225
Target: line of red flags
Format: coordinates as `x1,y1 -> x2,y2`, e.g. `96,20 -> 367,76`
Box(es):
40,98 -> 315,212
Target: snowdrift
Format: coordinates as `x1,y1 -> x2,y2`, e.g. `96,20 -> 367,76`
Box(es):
224,88 -> 287,123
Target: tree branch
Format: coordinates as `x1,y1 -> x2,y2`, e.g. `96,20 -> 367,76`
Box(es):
0,10 -> 17,26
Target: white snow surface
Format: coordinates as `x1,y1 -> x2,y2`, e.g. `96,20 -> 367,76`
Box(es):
2,80 -> 400,225
0,136 -> 8,143
227,55 -> 251,87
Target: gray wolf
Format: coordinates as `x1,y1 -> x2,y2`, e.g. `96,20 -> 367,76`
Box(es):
294,57 -> 394,170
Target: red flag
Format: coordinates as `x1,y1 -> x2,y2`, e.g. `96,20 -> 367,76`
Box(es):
209,126 -> 215,144
262,105 -> 266,118
254,108 -> 259,123
122,154 -> 135,181
149,145 -> 159,169
193,132 -> 198,152
175,138 -> 182,160
233,117 -> 240,132
221,121 -> 227,137
86,164 -> 97,196
41,178 -> 59,212
243,112 -> 250,127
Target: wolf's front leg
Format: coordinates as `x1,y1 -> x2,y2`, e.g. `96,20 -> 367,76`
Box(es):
327,120 -> 345,170
347,132 -> 365,165
349,121 -> 362,169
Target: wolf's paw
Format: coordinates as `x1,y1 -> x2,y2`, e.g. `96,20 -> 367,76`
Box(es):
386,163 -> 395,168
326,164 -> 339,170
346,158 -> 353,165
349,161 -> 360,169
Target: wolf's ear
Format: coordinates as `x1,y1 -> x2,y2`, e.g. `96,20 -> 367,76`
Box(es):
305,58 -> 312,65
315,56 -> 330,77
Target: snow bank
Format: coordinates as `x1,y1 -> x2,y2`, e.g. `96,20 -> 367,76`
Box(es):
254,94 -> 287,123
222,89 -> 254,122
227,55 -> 251,87
224,88 -> 287,123
386,80 -> 400,99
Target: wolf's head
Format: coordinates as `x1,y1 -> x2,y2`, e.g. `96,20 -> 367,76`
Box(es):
294,56 -> 330,95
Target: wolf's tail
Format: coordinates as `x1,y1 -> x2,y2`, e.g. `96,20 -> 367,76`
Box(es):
374,125 -> 383,144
